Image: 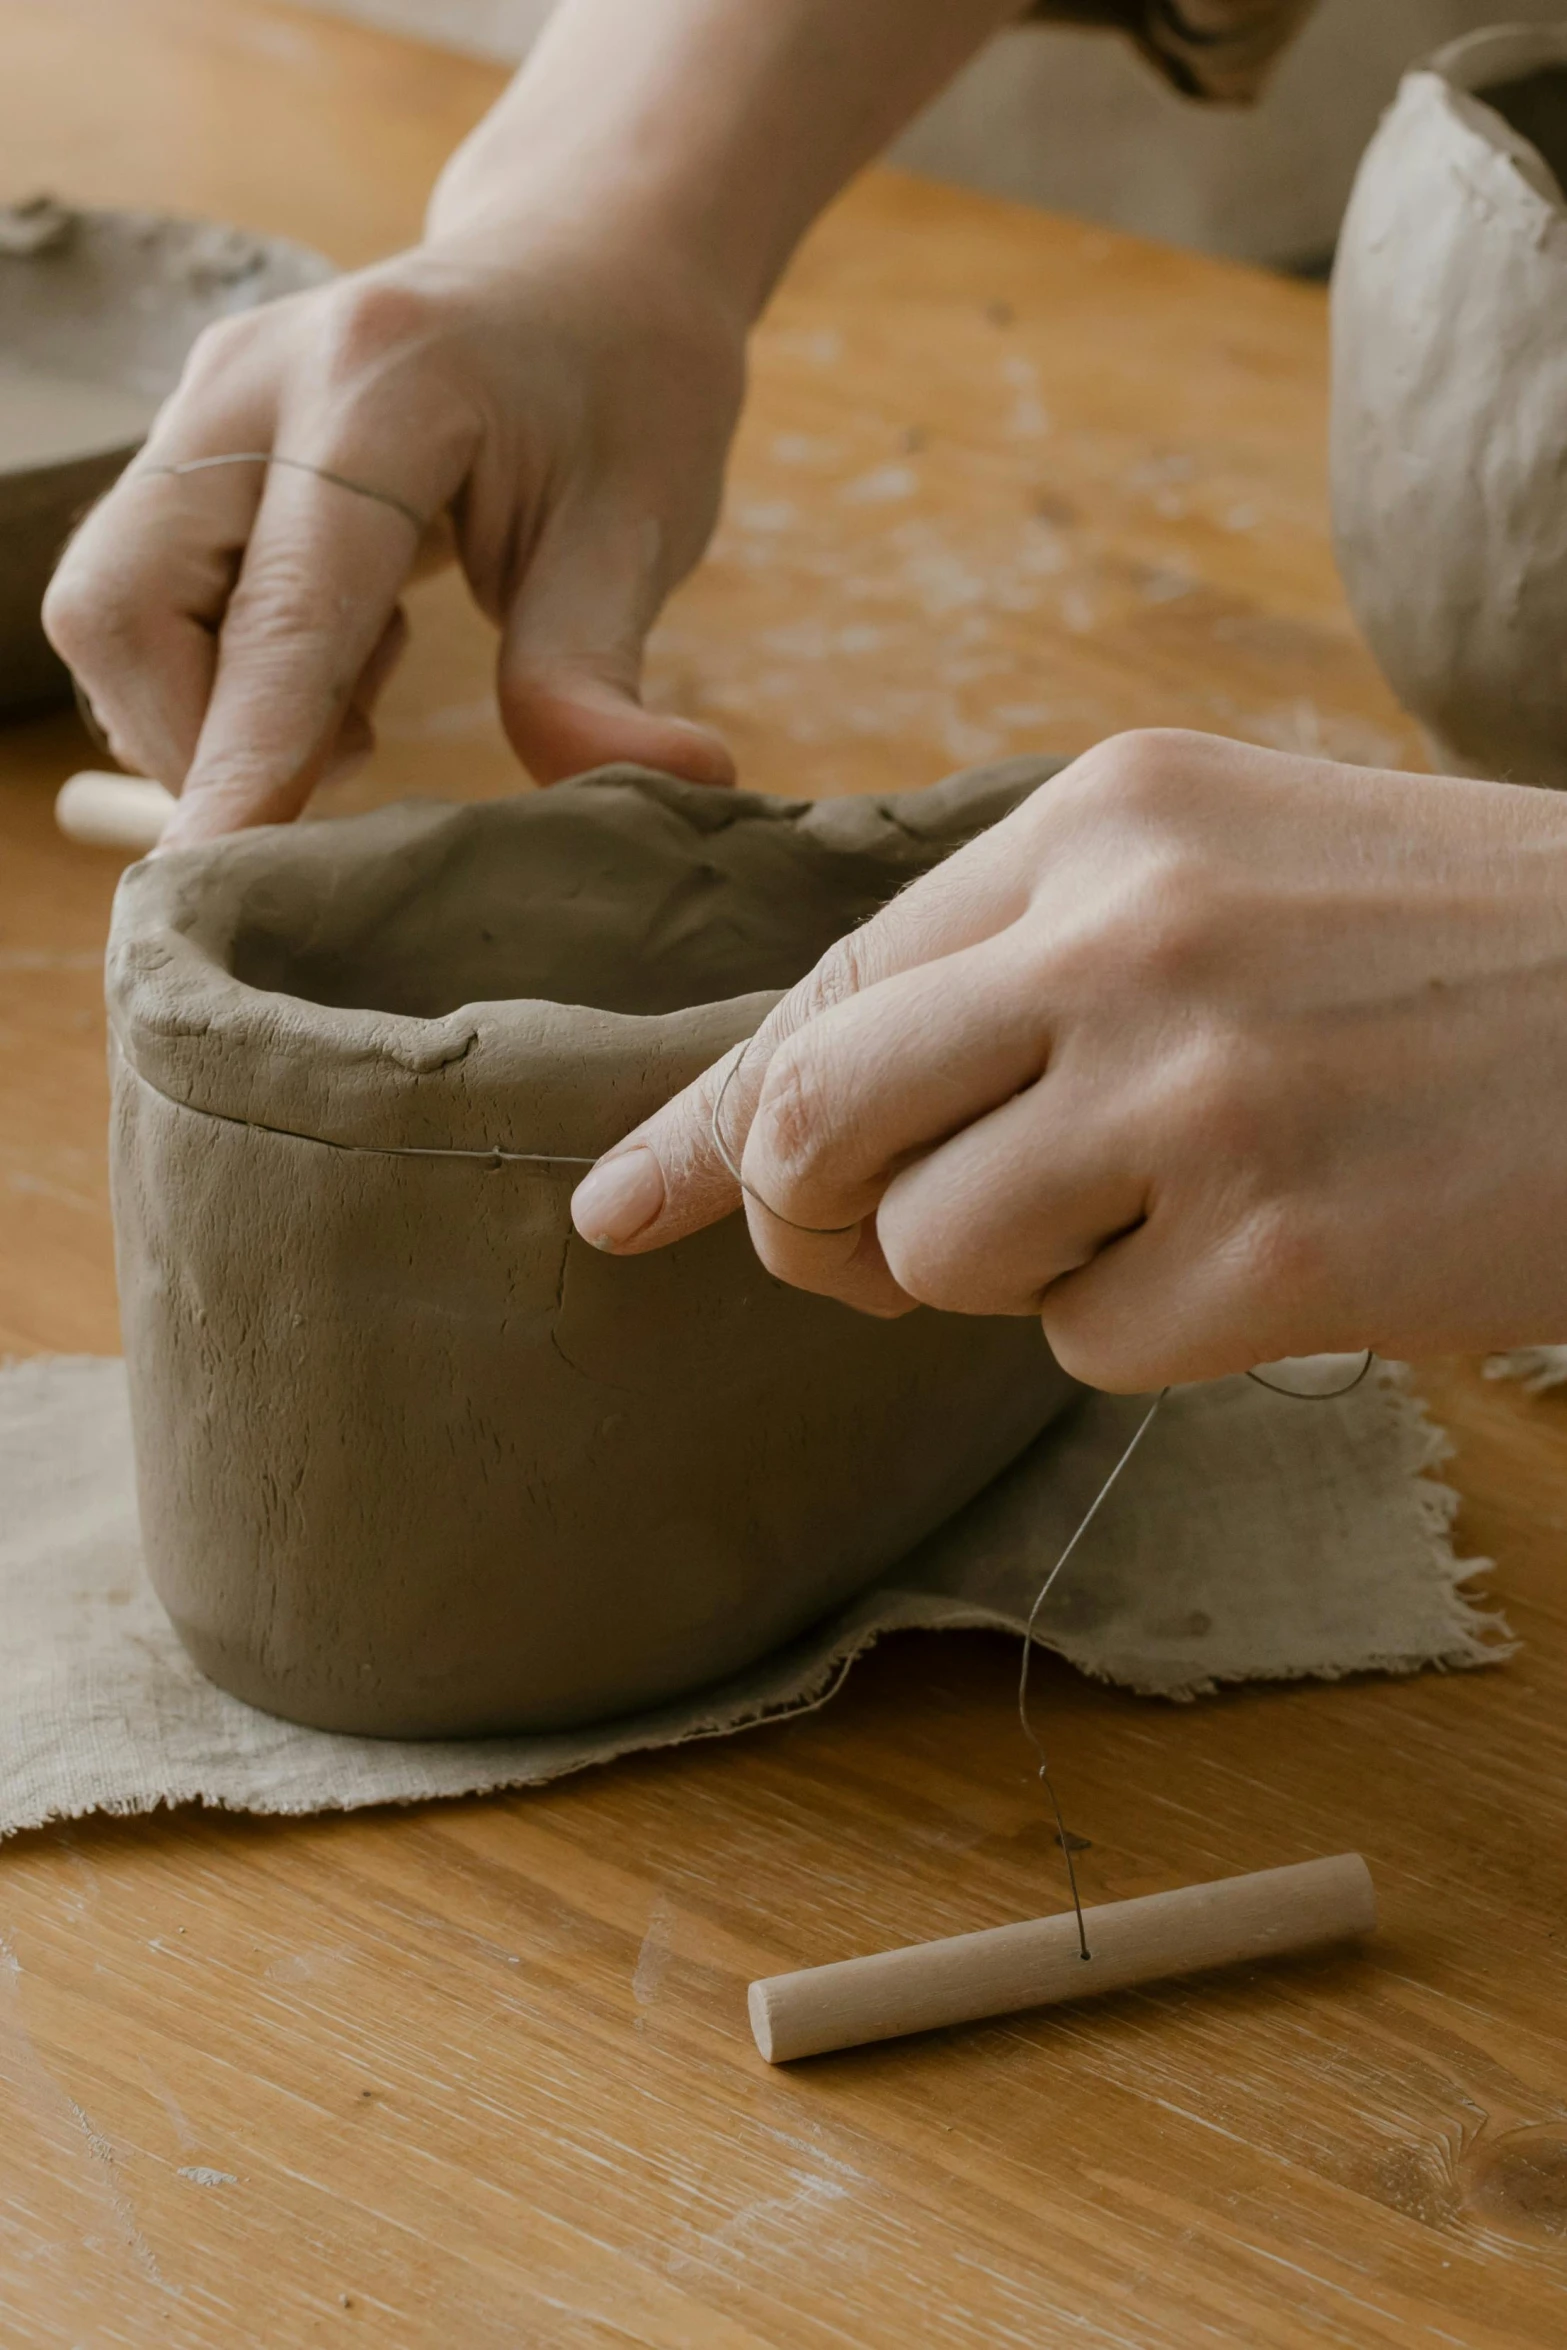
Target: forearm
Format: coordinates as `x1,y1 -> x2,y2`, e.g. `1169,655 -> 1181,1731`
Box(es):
427,0 -> 1027,317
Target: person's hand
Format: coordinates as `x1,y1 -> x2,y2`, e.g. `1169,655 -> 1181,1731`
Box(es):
43,228 -> 742,846
569,729 -> 1567,1389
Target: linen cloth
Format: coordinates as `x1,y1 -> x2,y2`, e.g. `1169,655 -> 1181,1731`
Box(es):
0,1353 -> 1508,1840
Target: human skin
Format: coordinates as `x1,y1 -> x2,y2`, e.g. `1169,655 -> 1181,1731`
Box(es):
570,730 -> 1567,1390
48,1 -> 1567,1368
42,0 -> 1026,845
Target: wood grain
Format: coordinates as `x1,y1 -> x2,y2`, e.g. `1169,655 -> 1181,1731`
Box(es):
749,1856 -> 1379,2061
3,3 -> 1566,2344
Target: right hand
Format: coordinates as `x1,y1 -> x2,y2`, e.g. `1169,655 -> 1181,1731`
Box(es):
44,227 -> 744,846
571,730 -> 1567,1389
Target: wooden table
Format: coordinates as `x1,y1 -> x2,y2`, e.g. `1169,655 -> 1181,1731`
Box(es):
4,4 -> 1567,2343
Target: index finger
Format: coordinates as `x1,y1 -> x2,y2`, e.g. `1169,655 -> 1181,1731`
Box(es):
44,435 -> 272,792
158,458 -> 429,845
568,816 -> 1031,1255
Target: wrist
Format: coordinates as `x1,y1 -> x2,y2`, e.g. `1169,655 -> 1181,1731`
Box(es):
427,0 -> 1025,325
425,171 -> 763,344
410,190 -> 756,426
426,78 -> 797,331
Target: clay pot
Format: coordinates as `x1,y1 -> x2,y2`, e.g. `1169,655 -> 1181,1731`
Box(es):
107,764 -> 1078,1738
0,199 -> 330,711
1331,27 -> 1567,787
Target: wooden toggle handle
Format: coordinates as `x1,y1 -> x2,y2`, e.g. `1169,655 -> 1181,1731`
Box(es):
748,1853 -> 1376,2063
55,771 -> 175,853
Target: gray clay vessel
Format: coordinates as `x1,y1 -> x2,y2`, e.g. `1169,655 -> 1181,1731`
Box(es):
1332,28 -> 1567,786
107,762 -> 1079,1739
0,197 -> 331,711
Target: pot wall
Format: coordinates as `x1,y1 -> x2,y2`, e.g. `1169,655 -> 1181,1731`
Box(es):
108,768 -> 1078,1738
1331,27 -> 1567,786
112,1051 -> 1067,1736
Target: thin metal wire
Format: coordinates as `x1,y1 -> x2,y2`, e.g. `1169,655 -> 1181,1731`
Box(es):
707,1024 -> 1379,1962
136,1026 -> 1380,1968
125,1057 -> 594,1166
1247,1350 -> 1374,1400
1019,1347 -> 1375,1960
709,1034 -> 861,1237
678,1647 -> 860,1752
139,450 -> 428,536
67,455 -> 424,766
710,1037 -> 1389,1399
1017,1387 -> 1169,1962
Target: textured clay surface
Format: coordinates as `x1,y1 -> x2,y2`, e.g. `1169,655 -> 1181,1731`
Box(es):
108,762 -> 1078,1738
1332,27 -> 1567,788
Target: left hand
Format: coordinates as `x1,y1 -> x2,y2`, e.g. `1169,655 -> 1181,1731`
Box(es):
569,729 -> 1567,1390
45,225 -> 742,844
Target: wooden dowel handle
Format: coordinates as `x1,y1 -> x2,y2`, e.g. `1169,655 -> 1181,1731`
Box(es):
748,1853 -> 1375,2064
55,772 -> 174,853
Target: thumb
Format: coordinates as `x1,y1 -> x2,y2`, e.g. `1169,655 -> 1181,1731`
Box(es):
497,503 -> 734,788
568,1010 -> 911,1317
568,822 -> 1027,1258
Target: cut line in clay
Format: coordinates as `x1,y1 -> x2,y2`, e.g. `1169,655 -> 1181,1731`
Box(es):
122,1059 -> 596,1167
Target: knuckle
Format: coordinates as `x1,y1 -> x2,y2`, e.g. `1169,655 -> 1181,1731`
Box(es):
40,565 -> 101,663
177,309 -> 267,392
1082,727 -> 1203,820
751,1037 -> 838,1193
1037,1303 -> 1141,1392
878,1206 -> 1025,1318
316,274 -> 443,382
1118,868 -> 1230,990
1230,1199 -> 1333,1310
877,1217 -> 968,1313
1021,736 -> 1249,997
1179,1029 -> 1307,1174
1035,856 -> 1227,1003
790,928 -> 874,1025
1185,1044 -> 1270,1163
42,560 -> 141,668
227,544 -> 363,649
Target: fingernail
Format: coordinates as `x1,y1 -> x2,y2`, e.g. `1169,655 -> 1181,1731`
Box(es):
571,1147 -> 665,1249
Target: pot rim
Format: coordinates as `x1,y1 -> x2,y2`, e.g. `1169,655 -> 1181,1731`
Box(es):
105,760 -> 1051,1160
1398,24 -> 1567,219
1422,22 -> 1567,99
106,780 -> 777,1160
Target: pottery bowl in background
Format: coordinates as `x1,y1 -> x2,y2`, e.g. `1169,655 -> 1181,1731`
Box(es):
0,195 -> 331,712
1332,27 -> 1567,788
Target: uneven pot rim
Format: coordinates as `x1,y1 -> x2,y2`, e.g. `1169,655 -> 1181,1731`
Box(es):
106,760 -> 1045,1163
107,777 -> 786,1162
1409,25 -> 1567,216
1424,22 -> 1567,98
